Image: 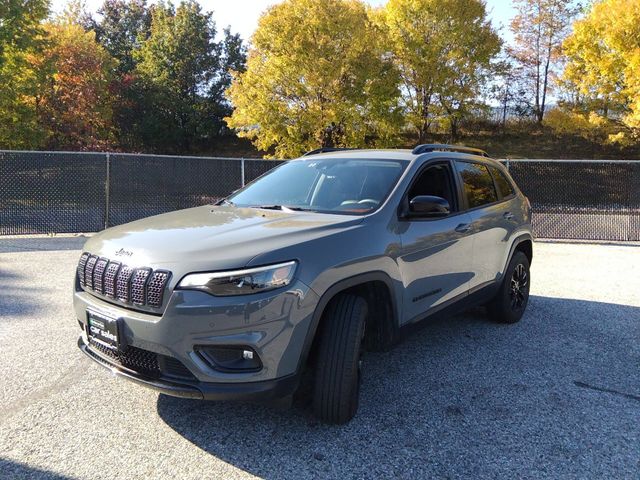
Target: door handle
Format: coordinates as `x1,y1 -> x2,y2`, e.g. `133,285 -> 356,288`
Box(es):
455,223 -> 472,233
503,212 -> 514,220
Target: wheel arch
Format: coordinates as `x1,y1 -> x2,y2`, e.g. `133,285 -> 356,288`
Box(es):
298,272 -> 400,373
514,237 -> 533,265
502,233 -> 533,280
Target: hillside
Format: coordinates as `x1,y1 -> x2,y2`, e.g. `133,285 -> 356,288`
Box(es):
197,127 -> 640,160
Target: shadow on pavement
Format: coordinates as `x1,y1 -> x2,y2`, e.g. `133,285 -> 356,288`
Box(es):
0,266 -> 45,318
0,458 -> 73,480
0,236 -> 88,253
156,295 -> 640,478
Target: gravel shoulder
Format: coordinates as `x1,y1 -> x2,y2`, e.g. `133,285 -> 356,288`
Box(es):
0,240 -> 638,479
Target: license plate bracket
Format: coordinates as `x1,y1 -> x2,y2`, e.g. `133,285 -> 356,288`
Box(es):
86,310 -> 121,351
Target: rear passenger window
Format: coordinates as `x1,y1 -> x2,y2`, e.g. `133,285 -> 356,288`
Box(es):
490,166 -> 515,198
455,162 -> 498,209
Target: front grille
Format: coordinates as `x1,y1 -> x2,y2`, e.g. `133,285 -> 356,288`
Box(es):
88,337 -> 160,377
161,357 -> 197,380
87,338 -> 195,381
77,252 -> 171,309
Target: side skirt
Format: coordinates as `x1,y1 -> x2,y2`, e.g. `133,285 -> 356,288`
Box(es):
399,281 -> 500,339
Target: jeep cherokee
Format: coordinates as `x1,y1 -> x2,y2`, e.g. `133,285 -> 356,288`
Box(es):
74,144 -> 533,424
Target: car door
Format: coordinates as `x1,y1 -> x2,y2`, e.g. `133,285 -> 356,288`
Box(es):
397,160 -> 475,324
454,160 -> 515,290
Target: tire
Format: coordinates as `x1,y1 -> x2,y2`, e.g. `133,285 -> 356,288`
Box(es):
313,293 -> 368,424
487,251 -> 530,324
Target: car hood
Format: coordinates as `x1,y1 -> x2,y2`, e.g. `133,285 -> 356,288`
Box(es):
83,205 -> 364,271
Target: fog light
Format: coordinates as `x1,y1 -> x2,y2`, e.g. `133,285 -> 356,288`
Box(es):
196,346 -> 262,372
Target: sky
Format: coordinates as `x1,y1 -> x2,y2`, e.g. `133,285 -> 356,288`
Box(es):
51,0 -> 517,44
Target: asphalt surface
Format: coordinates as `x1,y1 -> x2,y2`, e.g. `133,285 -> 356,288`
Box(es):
0,238 -> 638,479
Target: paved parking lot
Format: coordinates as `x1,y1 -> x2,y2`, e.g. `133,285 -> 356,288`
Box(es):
0,238 -> 638,479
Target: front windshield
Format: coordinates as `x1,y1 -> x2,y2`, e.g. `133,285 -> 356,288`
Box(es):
227,158 -> 408,214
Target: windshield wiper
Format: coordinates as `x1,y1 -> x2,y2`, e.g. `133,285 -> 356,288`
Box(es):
217,198 -> 235,206
250,205 -> 309,212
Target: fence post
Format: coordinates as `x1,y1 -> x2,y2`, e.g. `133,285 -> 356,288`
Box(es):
104,152 -> 111,229
241,157 -> 245,187
505,158 -> 510,171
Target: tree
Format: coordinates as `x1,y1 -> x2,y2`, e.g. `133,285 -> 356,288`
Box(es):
199,27 -> 247,138
0,0 -> 49,148
88,0 -> 151,75
36,17 -> 117,150
133,0 -> 241,152
487,56 -> 534,133
80,0 -> 153,150
509,0 -> 578,123
545,108 -> 617,151
381,0 -> 501,142
0,0 -> 49,61
226,0 -> 403,158
556,0 -> 640,143
211,27 -> 246,111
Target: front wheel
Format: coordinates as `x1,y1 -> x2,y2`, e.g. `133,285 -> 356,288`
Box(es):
487,251 -> 530,324
312,293 -> 367,424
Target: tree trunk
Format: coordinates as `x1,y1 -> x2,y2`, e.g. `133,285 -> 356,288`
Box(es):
534,18 -> 542,122
449,117 -> 458,141
502,83 -> 509,134
417,88 -> 431,144
539,42 -> 553,124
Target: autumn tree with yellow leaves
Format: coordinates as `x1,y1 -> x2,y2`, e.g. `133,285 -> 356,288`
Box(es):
226,0 -> 403,158
548,0 -> 640,145
380,0 -> 501,141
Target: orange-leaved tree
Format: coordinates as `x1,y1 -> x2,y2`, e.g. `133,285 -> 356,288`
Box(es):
36,13 -> 117,150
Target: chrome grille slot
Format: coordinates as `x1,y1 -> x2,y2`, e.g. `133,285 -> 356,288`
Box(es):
77,253 -> 89,287
131,268 -> 151,305
147,271 -> 170,307
116,266 -> 134,303
103,261 -> 121,298
92,258 -> 108,294
84,255 -> 98,289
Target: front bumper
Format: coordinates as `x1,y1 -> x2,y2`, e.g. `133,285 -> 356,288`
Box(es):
78,336 -> 299,400
74,278 -> 319,399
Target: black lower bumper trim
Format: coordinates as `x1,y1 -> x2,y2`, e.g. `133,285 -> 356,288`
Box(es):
78,337 -> 298,401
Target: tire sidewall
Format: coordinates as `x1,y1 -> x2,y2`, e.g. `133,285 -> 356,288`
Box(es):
497,251 -> 531,323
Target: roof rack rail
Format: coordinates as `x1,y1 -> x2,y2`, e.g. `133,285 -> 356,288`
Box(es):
411,144 -> 490,157
303,147 -> 357,156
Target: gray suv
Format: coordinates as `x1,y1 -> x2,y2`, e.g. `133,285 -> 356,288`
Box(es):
75,144 -> 532,424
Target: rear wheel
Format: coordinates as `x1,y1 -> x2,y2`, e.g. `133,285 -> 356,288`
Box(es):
313,293 -> 367,424
487,251 -> 530,323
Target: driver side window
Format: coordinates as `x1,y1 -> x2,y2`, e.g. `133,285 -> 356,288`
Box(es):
408,163 -> 457,212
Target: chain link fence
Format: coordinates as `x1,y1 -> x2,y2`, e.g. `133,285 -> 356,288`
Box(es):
0,150 -> 638,241
505,159 -> 640,242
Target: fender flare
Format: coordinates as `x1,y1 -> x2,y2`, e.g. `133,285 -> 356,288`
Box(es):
296,271 -> 399,374
500,232 -> 533,281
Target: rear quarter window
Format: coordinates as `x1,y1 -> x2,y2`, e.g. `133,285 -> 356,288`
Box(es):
455,161 -> 498,209
490,166 -> 516,198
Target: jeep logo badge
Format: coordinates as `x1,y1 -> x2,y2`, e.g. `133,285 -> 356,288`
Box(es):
114,248 -> 133,257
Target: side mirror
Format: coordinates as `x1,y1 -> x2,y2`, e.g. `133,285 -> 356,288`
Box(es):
408,195 -> 450,217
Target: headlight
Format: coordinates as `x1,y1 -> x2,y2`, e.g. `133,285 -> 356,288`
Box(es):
177,261 -> 297,296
